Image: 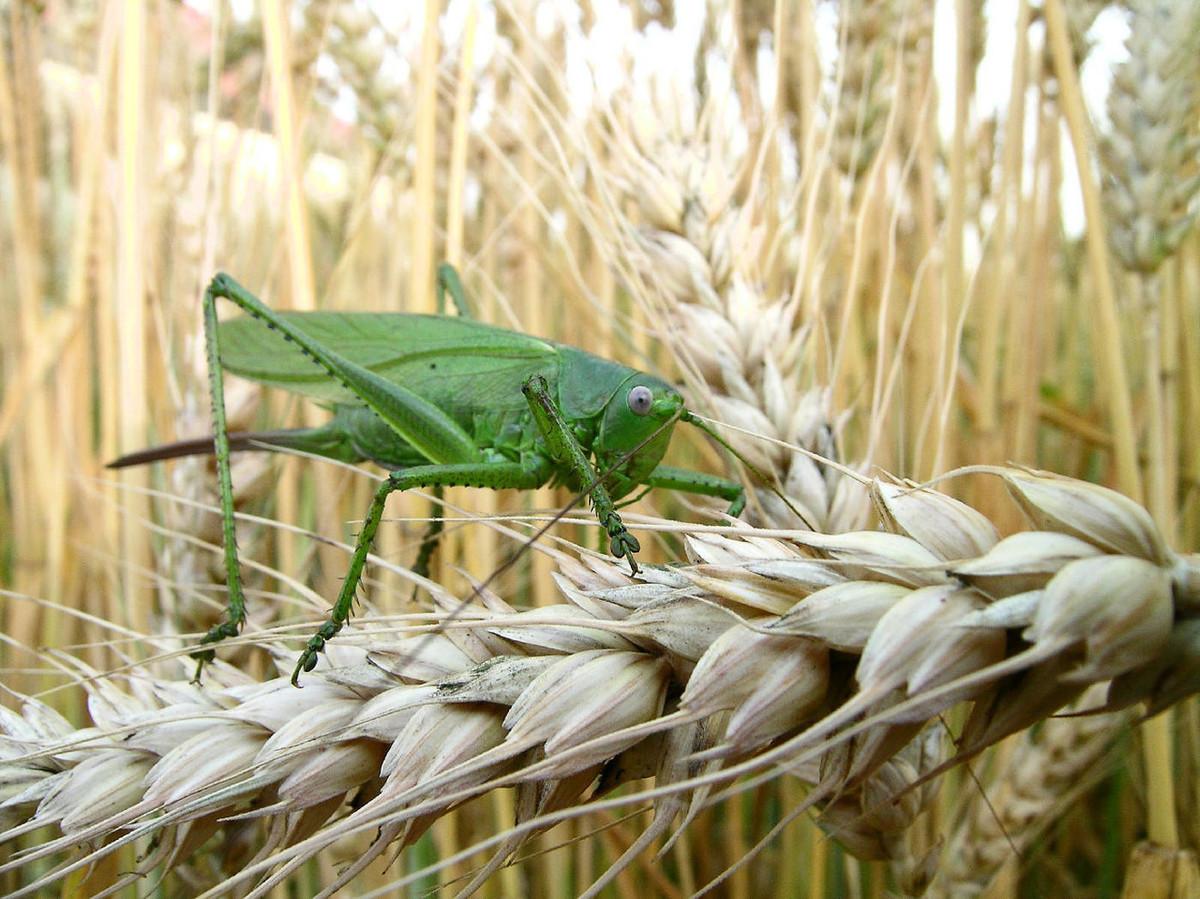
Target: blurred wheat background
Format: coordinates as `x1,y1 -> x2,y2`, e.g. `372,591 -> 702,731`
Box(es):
1,0 -> 1199,896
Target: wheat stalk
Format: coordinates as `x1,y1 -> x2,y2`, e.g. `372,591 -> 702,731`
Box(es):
2,467 -> 1196,896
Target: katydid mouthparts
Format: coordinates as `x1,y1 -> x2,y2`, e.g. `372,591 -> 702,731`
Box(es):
110,266 -> 761,685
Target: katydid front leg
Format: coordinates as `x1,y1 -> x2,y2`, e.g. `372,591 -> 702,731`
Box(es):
521,375 -> 643,574
645,465 -> 746,517
292,457 -> 550,685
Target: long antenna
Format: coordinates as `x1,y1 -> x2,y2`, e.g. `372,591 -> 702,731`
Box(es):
681,411 -> 818,530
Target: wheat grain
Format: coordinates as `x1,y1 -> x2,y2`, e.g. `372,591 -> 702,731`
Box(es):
829,0 -> 894,181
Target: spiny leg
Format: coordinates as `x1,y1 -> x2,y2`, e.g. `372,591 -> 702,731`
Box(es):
293,457 -> 550,685
411,263 -> 476,591
644,465 -> 746,517
409,505 -> 444,584
207,273 -> 483,465
436,262 -> 473,317
192,279 -> 249,680
521,375 -> 642,574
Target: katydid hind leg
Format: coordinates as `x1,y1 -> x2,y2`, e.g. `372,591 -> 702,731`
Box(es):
293,458 -> 550,685
521,375 -> 643,574
195,272 -> 483,677
436,263 -> 472,318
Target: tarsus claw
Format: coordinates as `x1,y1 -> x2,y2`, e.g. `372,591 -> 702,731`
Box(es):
608,529 -> 641,575
191,618 -> 243,683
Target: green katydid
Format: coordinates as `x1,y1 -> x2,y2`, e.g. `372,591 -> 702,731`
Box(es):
111,265 -> 760,685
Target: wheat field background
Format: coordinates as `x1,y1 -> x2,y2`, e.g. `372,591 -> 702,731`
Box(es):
1,1 -> 1199,896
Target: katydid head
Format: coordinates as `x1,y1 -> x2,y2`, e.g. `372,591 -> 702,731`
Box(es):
595,375 -> 684,488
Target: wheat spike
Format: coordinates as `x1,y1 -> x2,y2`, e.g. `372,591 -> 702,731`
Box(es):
2,468 -> 1196,896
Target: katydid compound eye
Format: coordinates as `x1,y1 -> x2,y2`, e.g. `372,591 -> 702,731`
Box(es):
628,385 -> 653,415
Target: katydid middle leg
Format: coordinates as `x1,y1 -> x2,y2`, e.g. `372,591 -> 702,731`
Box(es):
292,457 -> 551,684
411,263 -> 476,583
